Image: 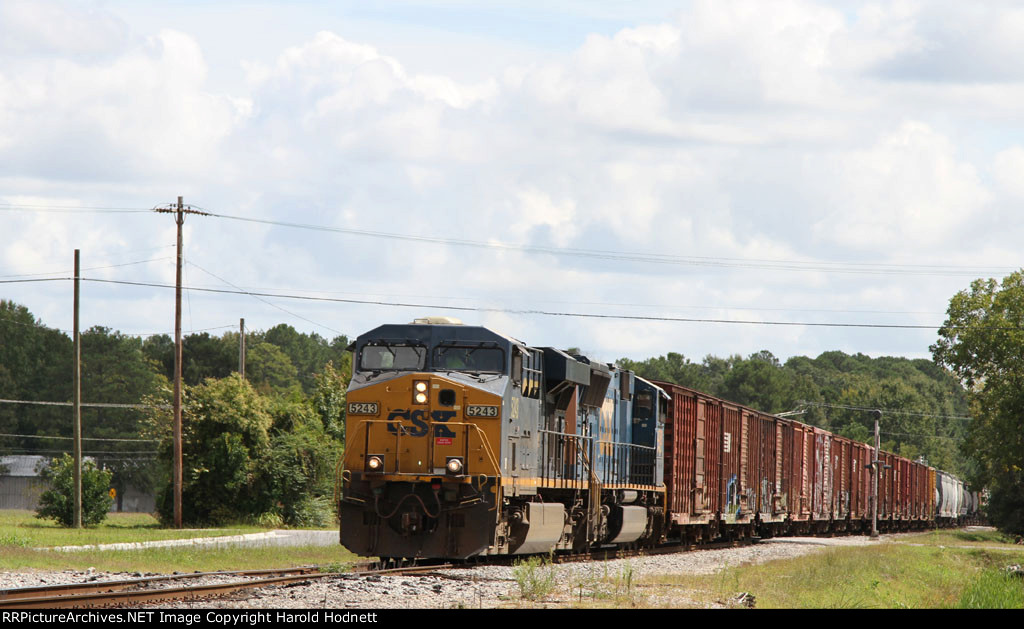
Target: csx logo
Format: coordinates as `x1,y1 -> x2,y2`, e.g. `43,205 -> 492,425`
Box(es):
386,409 -> 456,438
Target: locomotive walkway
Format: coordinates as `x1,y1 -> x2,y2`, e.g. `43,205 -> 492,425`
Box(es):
42,529 -> 338,552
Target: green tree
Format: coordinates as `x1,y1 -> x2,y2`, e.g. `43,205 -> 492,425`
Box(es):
150,374 -> 275,525
35,453 -> 114,527
932,272 -> 1024,535
267,398 -> 343,526
618,352 -> 711,391
245,341 -> 300,395
718,350 -> 821,417
312,361 -> 347,441
80,327 -> 168,509
0,301 -> 72,453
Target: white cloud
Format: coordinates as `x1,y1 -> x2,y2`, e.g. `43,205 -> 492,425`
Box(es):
810,121 -> 990,250
0,26 -> 249,181
993,146 -> 1024,199
0,0 -> 128,58
4,1 -> 1024,363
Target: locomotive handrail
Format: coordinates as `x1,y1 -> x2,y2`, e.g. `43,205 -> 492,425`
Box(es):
538,428 -> 592,440
340,419 -> 408,474
538,429 -> 593,489
595,439 -> 658,487
430,421 -> 502,479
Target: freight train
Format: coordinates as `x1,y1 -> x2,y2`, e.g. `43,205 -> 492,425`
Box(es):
338,318 -> 982,560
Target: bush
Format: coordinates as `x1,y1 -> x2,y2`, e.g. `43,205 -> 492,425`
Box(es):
35,453 -> 114,527
268,403 -> 342,527
154,375 -> 275,526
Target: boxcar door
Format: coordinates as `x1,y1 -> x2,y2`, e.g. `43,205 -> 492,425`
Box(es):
774,421 -> 785,514
694,398 -> 707,514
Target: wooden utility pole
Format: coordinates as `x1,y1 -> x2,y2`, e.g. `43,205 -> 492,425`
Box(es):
73,249 -> 82,529
154,197 -> 210,528
239,318 -> 246,379
870,409 -> 881,540
173,197 -> 184,528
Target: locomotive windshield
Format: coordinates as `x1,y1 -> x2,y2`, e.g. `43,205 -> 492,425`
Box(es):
433,344 -> 505,374
359,342 -> 427,371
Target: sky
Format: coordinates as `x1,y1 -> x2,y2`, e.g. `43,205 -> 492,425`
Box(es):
2,0 -> 1024,366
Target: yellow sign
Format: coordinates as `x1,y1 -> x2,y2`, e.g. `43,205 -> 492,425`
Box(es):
109,488 -> 116,499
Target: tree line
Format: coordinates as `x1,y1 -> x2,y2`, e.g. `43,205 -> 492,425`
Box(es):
4,275 -> 1023,536
0,299 -> 349,526
618,349 -> 972,477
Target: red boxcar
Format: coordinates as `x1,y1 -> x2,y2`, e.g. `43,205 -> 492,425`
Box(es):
653,379 -> 945,541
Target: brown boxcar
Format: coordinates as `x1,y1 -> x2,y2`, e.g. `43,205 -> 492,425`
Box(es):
720,403 -> 746,523
778,418 -> 814,525
661,384 -> 718,526
751,411 -> 782,523
655,379 -> 949,542
831,435 -> 849,522
850,441 -> 871,523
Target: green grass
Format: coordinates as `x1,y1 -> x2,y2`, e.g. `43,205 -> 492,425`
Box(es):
0,509 -> 358,574
905,528 -> 1020,548
0,544 -> 360,574
955,568 -> 1024,608
648,543 -> 1024,609
0,509 -> 261,549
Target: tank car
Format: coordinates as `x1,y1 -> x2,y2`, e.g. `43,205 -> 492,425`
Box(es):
338,318 -> 668,560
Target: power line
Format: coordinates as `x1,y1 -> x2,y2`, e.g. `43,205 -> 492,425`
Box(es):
879,431 -> 959,440
0,433 -> 158,443
0,311 -> 235,338
82,276 -> 1022,331
799,401 -> 972,420
0,398 -> 169,410
0,203 -> 151,213
4,201 -> 1020,276
128,282 -> 953,317
7,273 -> 1022,330
201,209 -> 1021,278
185,260 -> 343,335
0,450 -> 158,459
0,277 -> 70,285
0,256 -> 173,280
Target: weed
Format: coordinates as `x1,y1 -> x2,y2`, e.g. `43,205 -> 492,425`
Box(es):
513,556 -> 557,601
0,533 -> 32,548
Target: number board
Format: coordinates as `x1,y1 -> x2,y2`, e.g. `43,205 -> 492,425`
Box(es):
347,402 -> 379,415
465,405 -> 499,418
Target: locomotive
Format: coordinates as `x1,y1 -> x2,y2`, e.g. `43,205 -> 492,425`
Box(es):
338,318 -> 981,561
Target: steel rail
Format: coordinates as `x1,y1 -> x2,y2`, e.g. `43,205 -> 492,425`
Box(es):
0,563 -> 450,609
0,567 -> 320,602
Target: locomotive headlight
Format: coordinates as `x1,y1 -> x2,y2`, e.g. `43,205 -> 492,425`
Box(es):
413,381 -> 429,404
445,457 -> 464,475
366,455 -> 384,473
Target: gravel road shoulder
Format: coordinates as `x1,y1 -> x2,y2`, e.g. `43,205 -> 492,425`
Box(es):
0,533 -> 923,609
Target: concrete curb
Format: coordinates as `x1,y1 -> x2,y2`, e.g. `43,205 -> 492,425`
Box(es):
43,529 -> 338,552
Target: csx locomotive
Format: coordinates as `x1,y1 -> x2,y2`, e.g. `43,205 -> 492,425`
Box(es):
338,318 -> 981,560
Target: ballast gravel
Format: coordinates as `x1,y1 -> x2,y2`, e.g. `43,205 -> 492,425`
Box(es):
0,533 -> 919,609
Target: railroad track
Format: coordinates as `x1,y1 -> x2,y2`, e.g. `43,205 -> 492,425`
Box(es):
0,563 -> 451,609
0,537 -> 757,609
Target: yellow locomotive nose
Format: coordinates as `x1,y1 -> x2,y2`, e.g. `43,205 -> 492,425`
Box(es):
344,373 -> 501,479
